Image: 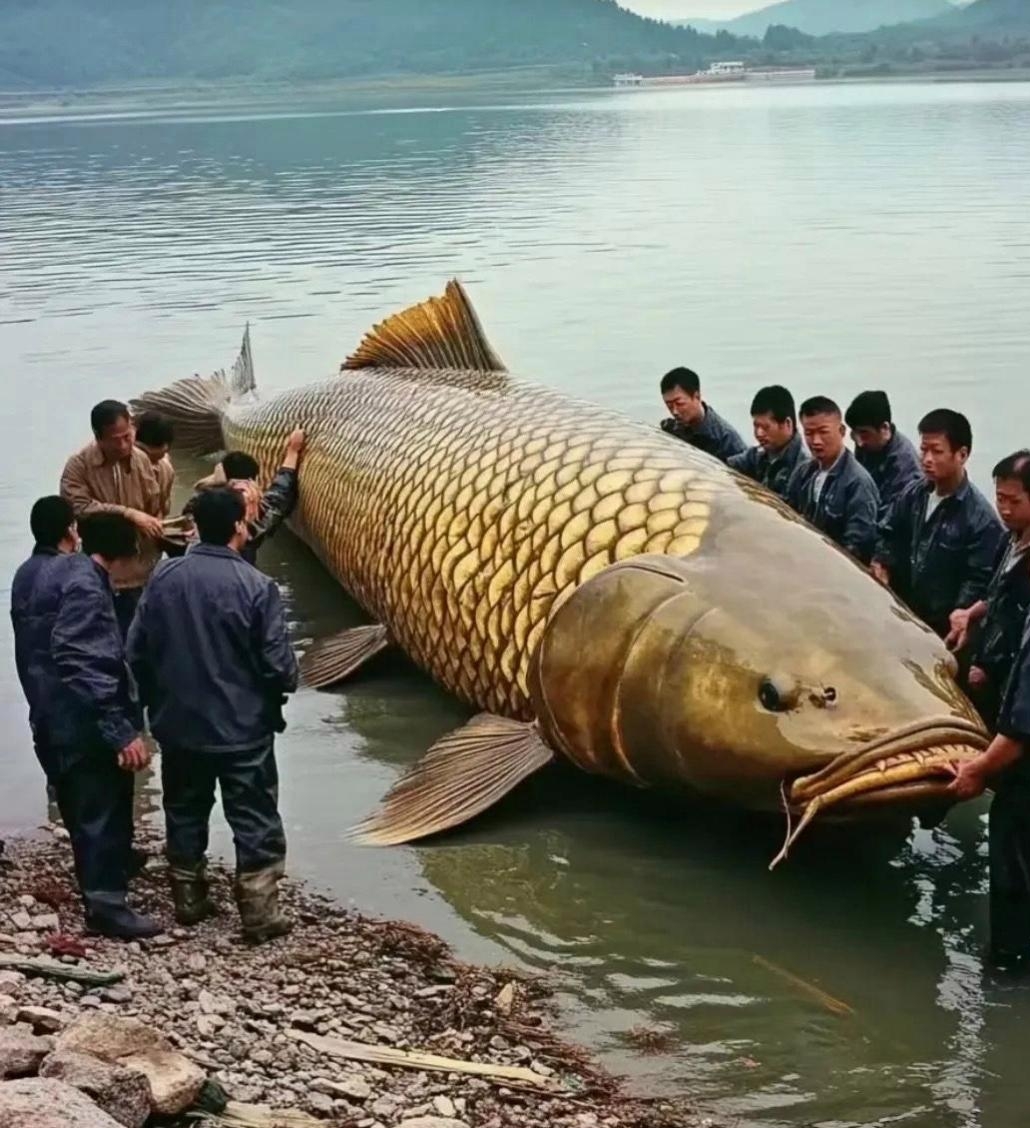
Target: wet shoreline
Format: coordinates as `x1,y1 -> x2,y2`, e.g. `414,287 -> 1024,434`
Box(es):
0,828 -> 709,1127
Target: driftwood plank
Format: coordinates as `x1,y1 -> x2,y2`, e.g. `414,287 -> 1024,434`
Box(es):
286,1028 -> 554,1089
187,1104 -> 324,1128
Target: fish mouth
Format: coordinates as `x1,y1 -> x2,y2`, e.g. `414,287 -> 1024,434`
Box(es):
769,714 -> 990,870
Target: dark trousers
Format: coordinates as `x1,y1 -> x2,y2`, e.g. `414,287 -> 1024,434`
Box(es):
989,785 -> 1030,962
40,746 -> 135,912
161,739 -> 286,874
113,586 -> 143,641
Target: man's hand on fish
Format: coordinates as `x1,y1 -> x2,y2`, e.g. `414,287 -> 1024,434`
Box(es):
118,737 -> 151,773
282,428 -> 306,471
870,560 -> 890,588
127,508 -> 165,539
946,757 -> 988,800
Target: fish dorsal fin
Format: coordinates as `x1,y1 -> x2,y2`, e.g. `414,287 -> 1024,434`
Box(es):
342,280 -> 507,374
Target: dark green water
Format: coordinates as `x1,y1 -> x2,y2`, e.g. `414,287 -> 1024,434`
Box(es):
3,80 -> 1030,1127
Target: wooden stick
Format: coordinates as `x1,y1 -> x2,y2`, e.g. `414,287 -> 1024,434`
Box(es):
752,954 -> 854,1017
186,1104 -> 324,1128
0,954 -> 124,987
286,1028 -> 555,1089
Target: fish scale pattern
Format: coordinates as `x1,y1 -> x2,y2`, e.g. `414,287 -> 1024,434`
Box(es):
223,366 -> 748,719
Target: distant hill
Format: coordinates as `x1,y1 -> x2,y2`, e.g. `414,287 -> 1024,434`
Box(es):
673,0 -> 953,37
0,0 -> 744,89
935,0 -> 1030,28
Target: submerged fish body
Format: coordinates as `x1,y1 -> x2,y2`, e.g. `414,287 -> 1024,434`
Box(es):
134,282 -> 988,860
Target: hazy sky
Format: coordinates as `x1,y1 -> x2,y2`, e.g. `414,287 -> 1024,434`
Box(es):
620,0 -> 761,18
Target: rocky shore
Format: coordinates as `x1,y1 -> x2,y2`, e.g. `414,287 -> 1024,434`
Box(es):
0,830 -> 708,1128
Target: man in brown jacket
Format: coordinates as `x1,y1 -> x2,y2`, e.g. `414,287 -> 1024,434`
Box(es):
61,400 -> 165,636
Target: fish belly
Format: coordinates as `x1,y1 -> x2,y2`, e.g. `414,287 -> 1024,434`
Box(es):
223,367 -> 746,719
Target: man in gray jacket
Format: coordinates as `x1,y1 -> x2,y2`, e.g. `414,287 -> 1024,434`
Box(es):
128,488 -> 299,943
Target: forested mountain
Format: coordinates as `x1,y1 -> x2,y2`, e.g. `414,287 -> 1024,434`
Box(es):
673,0 -> 953,38
0,0 -> 742,88
936,0 -> 1030,28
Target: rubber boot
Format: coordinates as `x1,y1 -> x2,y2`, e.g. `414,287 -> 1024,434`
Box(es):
234,860 -> 292,945
84,892 -> 162,940
169,862 -> 217,926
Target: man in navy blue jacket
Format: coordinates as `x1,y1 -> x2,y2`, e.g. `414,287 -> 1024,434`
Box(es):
785,396 -> 880,565
845,391 -> 923,518
11,500 -> 157,939
128,488 -> 299,943
872,409 -> 1003,639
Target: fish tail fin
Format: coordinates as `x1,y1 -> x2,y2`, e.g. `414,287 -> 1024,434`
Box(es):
131,325 -> 255,454
352,714 -> 554,846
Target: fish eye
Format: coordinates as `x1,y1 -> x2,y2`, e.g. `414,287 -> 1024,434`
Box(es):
824,686 -> 838,705
759,677 -> 789,713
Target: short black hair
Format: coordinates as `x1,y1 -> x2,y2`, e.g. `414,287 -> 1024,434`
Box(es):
844,391 -> 892,431
799,396 -> 841,420
193,487 -> 246,546
90,400 -> 131,438
750,385 -> 796,426
79,513 -> 138,561
993,450 -> 1030,491
134,412 -> 174,448
221,451 -> 260,481
661,367 -> 701,397
918,409 -> 972,454
30,496 -> 75,549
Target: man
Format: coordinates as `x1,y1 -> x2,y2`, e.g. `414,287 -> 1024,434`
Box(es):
950,617 -> 1030,971
184,430 -> 305,565
128,488 -> 299,943
134,412 -> 176,518
784,396 -> 879,564
659,368 -> 746,465
11,504 -> 157,939
946,451 -> 1030,725
872,409 -> 1003,639
61,400 -> 164,636
727,385 -> 810,500
845,391 -> 922,516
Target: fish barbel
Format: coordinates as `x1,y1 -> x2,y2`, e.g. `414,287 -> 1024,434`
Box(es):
134,282 -> 988,865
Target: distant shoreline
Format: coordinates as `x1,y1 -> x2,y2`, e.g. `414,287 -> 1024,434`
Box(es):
2,65 -> 1030,123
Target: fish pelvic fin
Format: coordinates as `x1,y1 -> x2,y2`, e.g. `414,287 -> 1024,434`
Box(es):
301,623 -> 393,689
352,714 -> 554,847
131,325 -> 255,454
342,280 -> 507,374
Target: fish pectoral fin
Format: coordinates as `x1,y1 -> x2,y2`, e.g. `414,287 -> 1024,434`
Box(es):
300,623 -> 393,689
352,714 -> 555,847
342,280 -> 507,374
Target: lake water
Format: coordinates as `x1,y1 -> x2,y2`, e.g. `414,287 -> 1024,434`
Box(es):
3,79 -> 1030,1127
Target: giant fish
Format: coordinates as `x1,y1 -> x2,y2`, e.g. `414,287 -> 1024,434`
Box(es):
133,281 -> 989,865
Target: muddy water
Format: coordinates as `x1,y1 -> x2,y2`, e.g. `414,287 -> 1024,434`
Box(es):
3,80 -> 1030,1126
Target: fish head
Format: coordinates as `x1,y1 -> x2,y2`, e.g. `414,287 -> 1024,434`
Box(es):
530,549 -> 988,856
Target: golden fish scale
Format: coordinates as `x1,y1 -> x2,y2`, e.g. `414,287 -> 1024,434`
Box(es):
223,367 -> 740,718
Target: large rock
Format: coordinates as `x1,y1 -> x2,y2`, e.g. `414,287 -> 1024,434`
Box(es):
119,1049 -> 205,1116
0,1023 -> 53,1078
40,1051 -> 150,1128
0,1077 -> 122,1128
56,1014 -> 170,1062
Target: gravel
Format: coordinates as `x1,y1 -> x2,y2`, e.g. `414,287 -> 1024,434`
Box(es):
0,831 -> 708,1127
